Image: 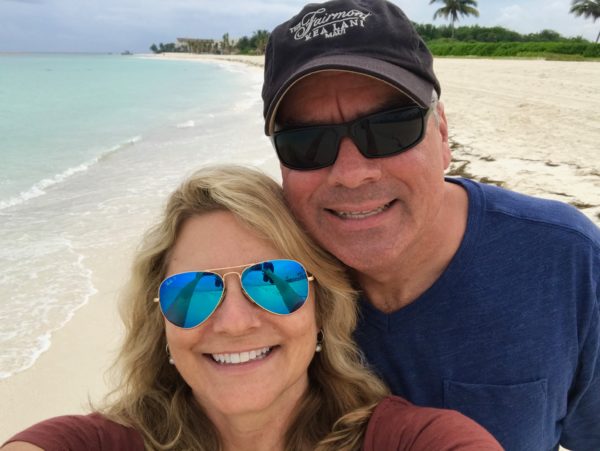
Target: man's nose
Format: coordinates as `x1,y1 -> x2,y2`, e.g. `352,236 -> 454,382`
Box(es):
210,275 -> 261,335
326,137 -> 382,188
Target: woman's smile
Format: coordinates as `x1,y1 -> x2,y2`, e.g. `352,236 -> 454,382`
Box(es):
209,346 -> 274,365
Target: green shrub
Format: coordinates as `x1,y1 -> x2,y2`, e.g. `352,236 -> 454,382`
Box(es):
427,40 -> 600,59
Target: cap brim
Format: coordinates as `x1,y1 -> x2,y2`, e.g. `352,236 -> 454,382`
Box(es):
265,54 -> 435,135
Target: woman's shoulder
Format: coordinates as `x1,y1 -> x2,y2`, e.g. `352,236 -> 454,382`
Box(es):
2,413 -> 144,451
363,396 -> 503,451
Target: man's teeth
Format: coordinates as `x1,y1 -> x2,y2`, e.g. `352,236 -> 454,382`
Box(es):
334,203 -> 390,219
211,347 -> 271,365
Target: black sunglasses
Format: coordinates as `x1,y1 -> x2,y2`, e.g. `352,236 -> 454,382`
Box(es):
271,105 -> 432,171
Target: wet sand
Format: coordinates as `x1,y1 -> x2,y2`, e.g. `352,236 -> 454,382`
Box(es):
1,54 -> 597,444
156,53 -> 600,225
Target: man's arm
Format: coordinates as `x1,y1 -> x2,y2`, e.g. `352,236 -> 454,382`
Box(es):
561,280 -> 600,450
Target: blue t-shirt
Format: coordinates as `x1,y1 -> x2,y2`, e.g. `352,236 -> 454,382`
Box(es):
354,178 -> 600,451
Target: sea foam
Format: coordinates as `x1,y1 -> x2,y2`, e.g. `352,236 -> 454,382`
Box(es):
0,136 -> 142,211
0,54 -> 260,380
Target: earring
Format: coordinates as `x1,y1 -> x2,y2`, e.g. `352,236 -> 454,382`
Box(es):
315,329 -> 324,353
166,343 -> 175,365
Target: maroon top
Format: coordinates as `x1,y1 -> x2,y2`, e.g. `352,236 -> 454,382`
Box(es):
5,397 -> 502,450
4,413 -> 144,451
363,396 -> 503,450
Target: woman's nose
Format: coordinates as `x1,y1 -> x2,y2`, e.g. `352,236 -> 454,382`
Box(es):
210,274 -> 262,335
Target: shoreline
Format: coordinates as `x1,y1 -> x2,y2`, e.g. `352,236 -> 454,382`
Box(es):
0,244 -> 129,441
0,57 -> 275,441
1,52 -> 598,443
146,53 -> 600,225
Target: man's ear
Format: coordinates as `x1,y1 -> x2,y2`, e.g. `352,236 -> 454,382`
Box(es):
436,101 -> 451,169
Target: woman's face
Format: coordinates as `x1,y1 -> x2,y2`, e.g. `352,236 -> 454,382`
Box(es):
164,211 -> 318,421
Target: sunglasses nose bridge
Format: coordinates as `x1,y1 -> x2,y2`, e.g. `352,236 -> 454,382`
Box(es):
347,119 -> 370,156
220,271 -> 243,294
221,270 -> 242,280
221,271 -> 261,307
329,122 -> 362,165
335,123 -> 371,164
210,271 -> 262,333
342,120 -> 367,153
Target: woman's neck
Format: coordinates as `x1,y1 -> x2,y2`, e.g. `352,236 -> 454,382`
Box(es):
220,418 -> 287,451
198,377 -> 308,451
210,403 -> 297,451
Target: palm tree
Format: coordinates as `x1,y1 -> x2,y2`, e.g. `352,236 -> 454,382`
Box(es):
429,0 -> 480,38
222,33 -> 231,54
570,0 -> 600,43
251,30 -> 270,55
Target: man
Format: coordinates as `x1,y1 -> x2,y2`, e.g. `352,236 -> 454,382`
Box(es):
261,0 -> 600,450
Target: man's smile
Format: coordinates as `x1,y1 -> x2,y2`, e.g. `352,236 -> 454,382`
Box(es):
327,200 -> 395,219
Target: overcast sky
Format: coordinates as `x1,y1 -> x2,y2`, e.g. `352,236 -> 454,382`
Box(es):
0,0 -> 597,53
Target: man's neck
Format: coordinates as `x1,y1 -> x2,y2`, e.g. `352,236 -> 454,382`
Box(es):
357,182 -> 468,313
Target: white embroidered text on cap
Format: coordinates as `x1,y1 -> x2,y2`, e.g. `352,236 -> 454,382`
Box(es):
289,7 -> 371,41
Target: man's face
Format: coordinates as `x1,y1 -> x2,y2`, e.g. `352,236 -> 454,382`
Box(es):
277,71 -> 451,275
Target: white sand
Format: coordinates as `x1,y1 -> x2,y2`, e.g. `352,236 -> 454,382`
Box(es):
156,53 -> 600,225
1,54 -> 598,443
436,58 -> 600,225
0,244 -> 130,441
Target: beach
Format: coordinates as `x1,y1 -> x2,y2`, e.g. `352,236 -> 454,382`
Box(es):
155,53 -> 600,223
1,55 -> 598,442
0,55 -> 276,441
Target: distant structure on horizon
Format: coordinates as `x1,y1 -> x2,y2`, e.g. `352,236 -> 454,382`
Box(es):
176,38 -> 238,54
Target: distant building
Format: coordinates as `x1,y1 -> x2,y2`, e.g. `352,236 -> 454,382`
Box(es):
176,38 -> 222,54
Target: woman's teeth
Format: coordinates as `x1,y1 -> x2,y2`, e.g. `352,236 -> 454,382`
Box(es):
211,347 -> 272,365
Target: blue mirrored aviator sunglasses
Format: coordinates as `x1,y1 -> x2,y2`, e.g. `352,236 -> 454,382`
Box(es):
271,105 -> 432,171
154,259 -> 314,329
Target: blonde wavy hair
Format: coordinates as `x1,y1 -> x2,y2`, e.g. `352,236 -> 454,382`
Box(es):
102,165 -> 388,450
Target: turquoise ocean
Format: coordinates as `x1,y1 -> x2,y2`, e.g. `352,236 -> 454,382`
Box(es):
0,54 -> 274,379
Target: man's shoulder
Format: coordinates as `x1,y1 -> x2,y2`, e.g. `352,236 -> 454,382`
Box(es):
453,177 -> 600,246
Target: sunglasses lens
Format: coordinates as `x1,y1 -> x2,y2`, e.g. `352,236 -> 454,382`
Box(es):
354,107 -> 425,157
241,259 -> 309,314
159,272 -> 223,328
274,127 -> 338,170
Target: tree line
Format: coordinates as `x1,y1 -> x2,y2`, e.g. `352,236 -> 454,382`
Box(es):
423,0 -> 599,58
429,0 -> 598,43
150,24 -> 597,59
414,24 -> 589,43
150,30 -> 270,55
149,0 -> 599,57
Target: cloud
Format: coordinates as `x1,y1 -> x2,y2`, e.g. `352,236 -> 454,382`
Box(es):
0,0 -> 597,53
1,0 -> 43,4
499,5 -> 524,23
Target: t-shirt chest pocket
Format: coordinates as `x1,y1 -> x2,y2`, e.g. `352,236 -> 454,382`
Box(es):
443,378 -> 549,451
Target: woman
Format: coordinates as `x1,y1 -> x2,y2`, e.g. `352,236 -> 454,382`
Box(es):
3,166 -> 501,450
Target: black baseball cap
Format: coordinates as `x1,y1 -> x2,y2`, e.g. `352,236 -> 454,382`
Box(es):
262,0 -> 441,135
